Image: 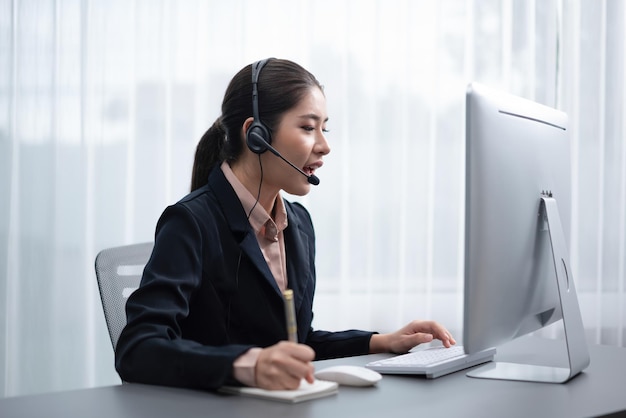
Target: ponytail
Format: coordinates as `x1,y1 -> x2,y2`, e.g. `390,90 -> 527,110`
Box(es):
190,117 -> 227,191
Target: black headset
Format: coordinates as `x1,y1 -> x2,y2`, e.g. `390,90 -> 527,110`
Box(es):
244,58 -> 321,186
246,58 -> 272,154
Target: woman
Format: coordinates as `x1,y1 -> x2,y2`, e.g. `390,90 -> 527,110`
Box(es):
115,58 -> 456,391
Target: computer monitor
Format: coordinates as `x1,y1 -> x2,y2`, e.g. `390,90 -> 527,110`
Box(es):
462,82 -> 590,383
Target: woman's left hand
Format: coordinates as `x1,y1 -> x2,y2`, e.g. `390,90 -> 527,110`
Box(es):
369,320 -> 457,354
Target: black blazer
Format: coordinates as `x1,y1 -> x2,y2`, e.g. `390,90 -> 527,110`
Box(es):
115,167 -> 374,390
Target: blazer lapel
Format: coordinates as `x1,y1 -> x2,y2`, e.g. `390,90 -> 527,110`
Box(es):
239,232 -> 282,296
207,167 -> 282,297
283,203 -> 311,312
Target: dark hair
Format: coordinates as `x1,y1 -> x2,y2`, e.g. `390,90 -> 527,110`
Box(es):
190,58 -> 324,191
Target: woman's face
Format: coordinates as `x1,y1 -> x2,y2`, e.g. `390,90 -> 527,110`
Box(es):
261,86 -> 330,196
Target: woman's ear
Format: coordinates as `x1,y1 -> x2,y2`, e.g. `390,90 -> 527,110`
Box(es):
241,117 -> 255,140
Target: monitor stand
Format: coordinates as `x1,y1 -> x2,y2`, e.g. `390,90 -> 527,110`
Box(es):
467,193 -> 590,383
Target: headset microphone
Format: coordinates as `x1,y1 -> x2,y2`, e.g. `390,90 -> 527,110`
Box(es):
247,58 -> 320,186
247,130 -> 320,185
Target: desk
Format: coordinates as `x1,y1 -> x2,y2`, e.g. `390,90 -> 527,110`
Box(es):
2,337 -> 625,418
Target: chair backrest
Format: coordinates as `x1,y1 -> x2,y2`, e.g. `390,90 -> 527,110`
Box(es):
94,242 -> 153,351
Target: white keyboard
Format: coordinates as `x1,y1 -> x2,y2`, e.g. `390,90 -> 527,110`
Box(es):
379,345 -> 466,366
366,345 -> 496,379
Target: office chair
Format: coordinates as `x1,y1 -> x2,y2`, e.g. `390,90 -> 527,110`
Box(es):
94,242 -> 153,351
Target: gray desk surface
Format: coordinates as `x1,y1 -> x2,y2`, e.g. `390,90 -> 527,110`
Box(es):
2,336 -> 625,418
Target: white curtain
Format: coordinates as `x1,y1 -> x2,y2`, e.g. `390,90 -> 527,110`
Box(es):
1,0 -> 624,397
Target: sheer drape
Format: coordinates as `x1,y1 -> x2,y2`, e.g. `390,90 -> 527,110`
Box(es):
1,0 -> 624,397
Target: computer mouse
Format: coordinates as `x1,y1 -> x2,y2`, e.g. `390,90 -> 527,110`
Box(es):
314,365 -> 382,387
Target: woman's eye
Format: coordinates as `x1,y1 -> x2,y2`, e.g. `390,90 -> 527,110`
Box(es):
302,125 -> 329,133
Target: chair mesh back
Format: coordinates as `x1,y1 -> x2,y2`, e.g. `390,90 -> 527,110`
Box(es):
94,242 -> 153,351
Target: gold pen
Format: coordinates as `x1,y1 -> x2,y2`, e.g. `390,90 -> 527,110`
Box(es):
283,289 -> 298,342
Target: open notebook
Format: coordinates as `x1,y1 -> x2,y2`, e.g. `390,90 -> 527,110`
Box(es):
219,379 -> 339,403
366,345 -> 496,379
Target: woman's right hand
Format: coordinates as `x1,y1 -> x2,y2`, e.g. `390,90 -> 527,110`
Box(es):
255,341 -> 315,390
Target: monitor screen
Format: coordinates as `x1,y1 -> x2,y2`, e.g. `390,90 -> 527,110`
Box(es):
462,82 -> 589,383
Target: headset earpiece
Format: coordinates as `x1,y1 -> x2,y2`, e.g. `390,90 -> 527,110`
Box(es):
246,59 -> 272,154
246,122 -> 270,154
